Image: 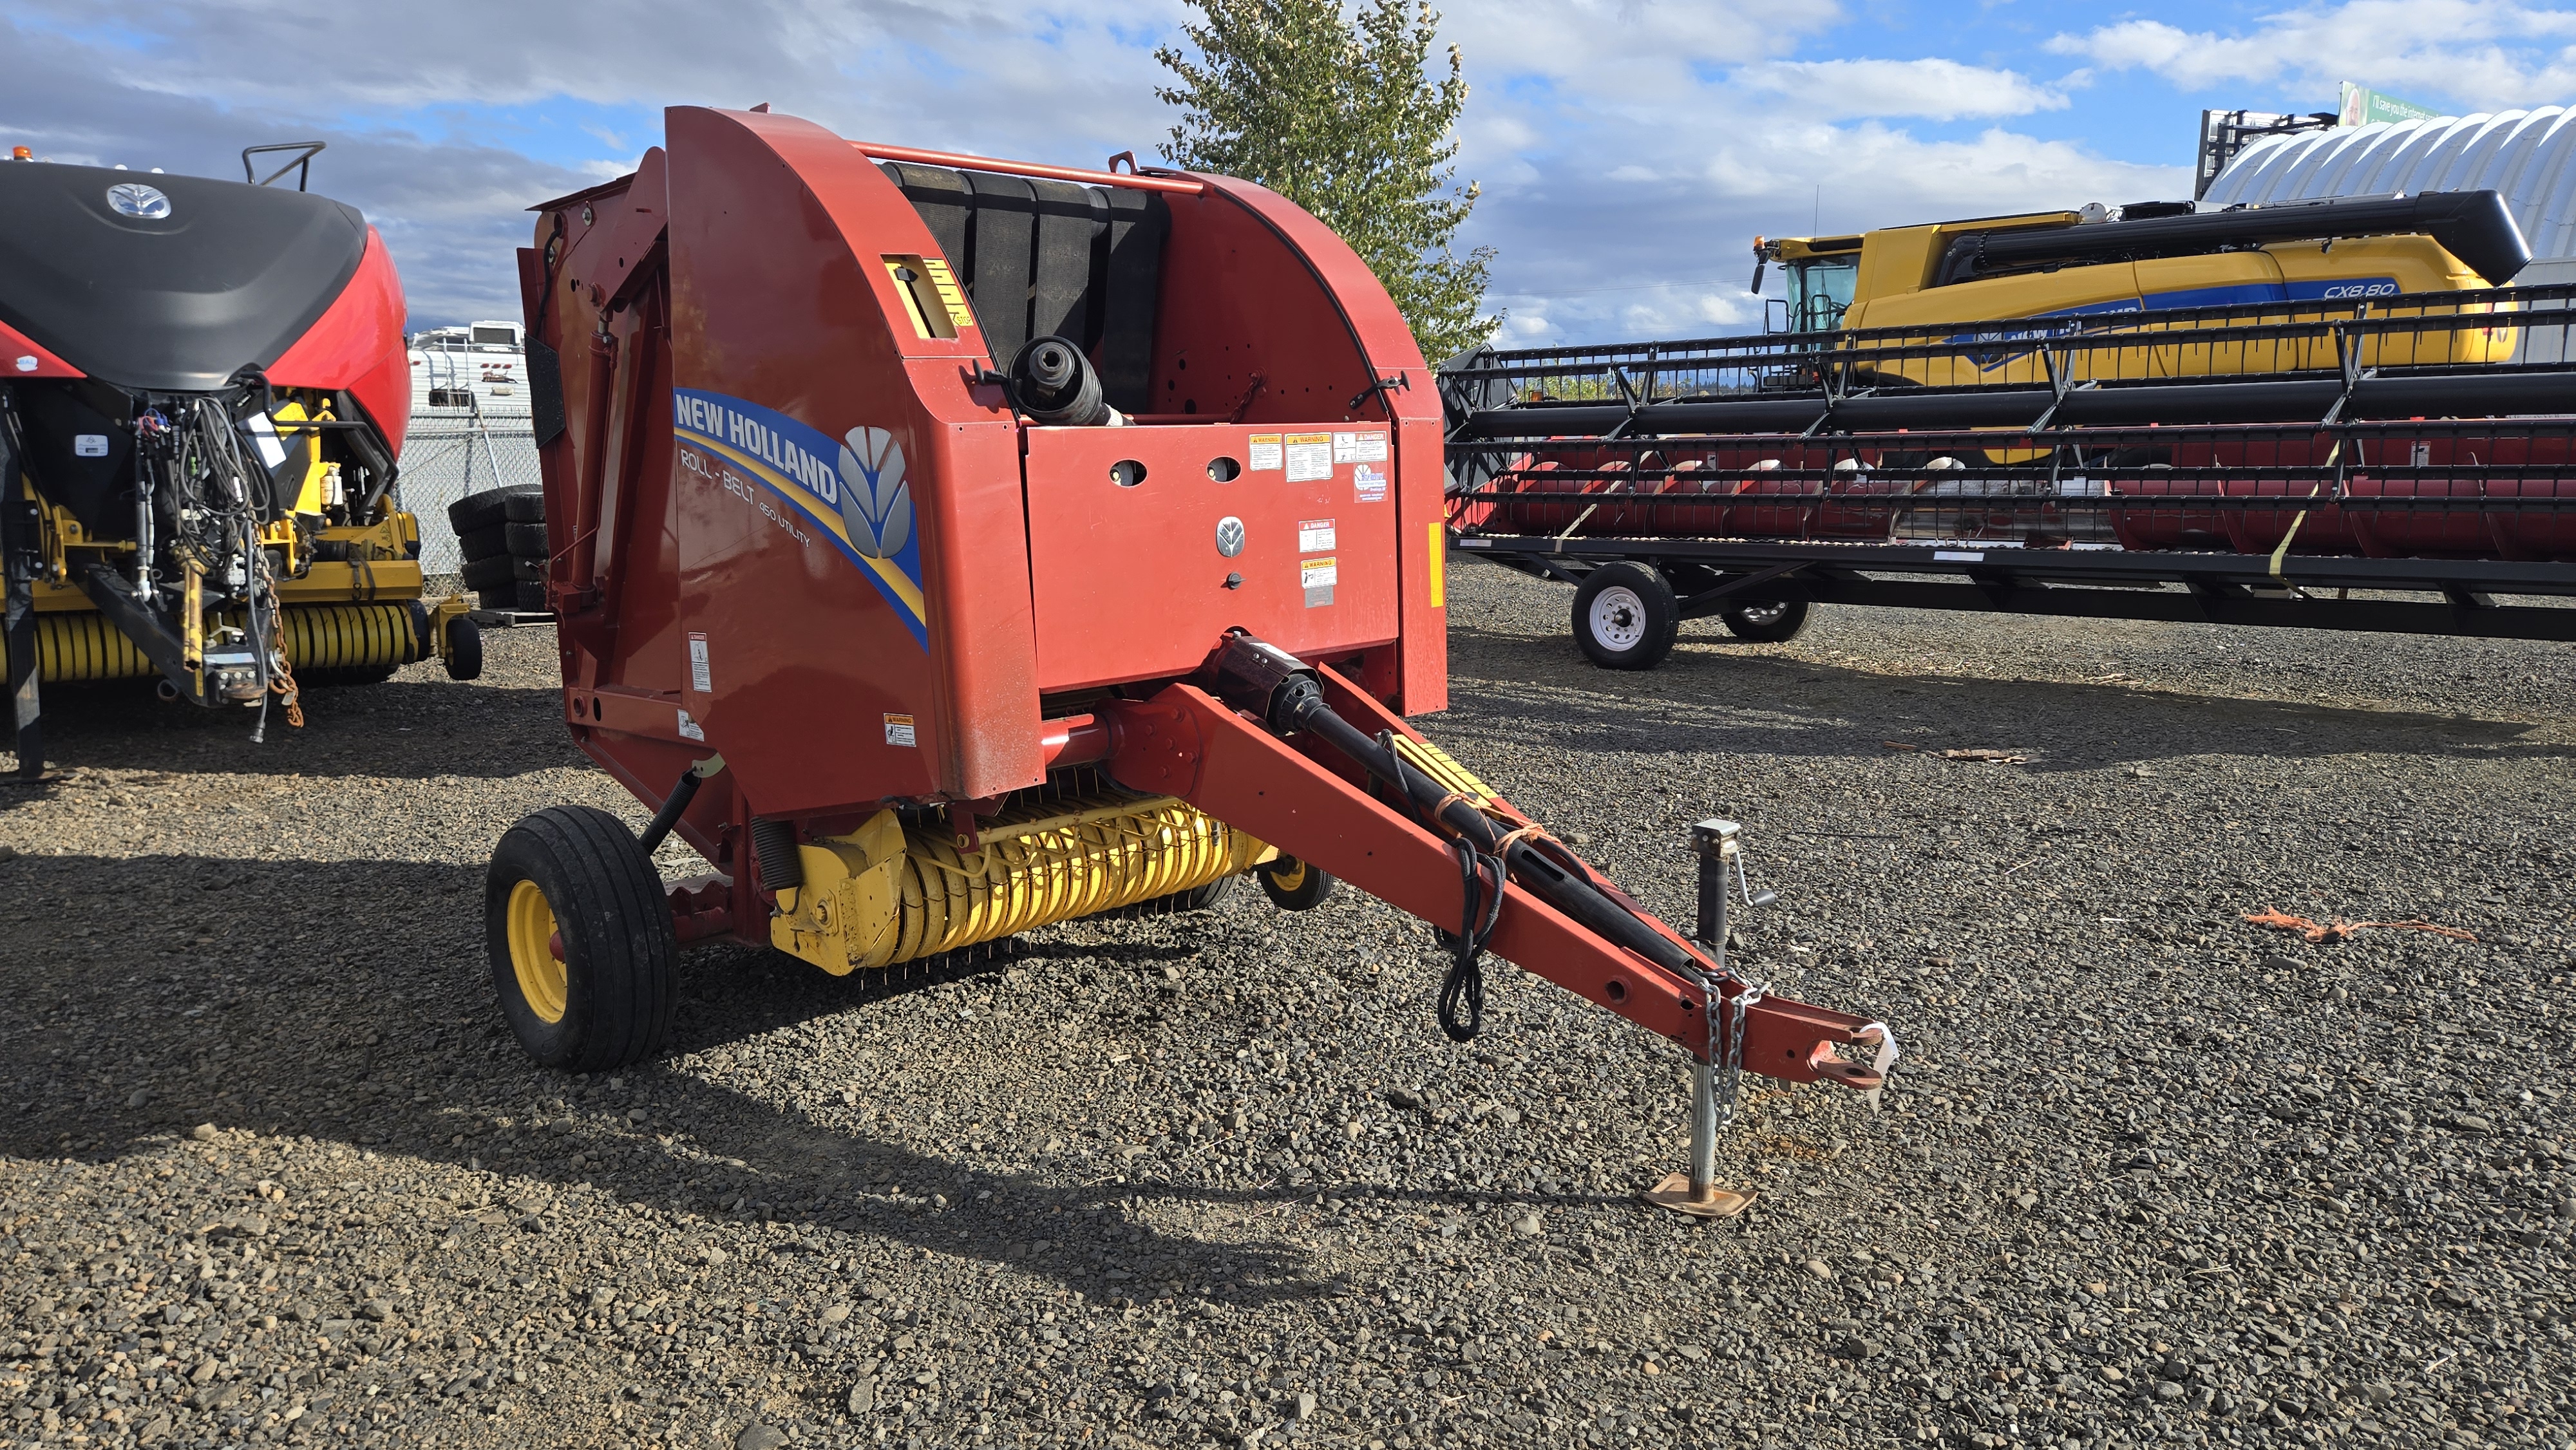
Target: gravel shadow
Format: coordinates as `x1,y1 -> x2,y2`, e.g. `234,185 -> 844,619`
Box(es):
1,850 -> 1323,1308
1445,624 -> 2562,771
3,676 -> 568,787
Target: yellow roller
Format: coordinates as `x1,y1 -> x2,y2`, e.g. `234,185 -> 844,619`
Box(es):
278,602 -> 427,672
0,610 -> 156,682
772,788 -> 1273,974
0,601 -> 425,683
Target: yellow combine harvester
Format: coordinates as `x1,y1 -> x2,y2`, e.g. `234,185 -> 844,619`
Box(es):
2,144 -> 478,778
1751,190 -> 2530,384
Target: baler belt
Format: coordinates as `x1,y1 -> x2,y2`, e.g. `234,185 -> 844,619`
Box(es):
1030,178 -> 1099,348
962,171 -> 1037,364
1096,188 -> 1165,414
876,159 -> 1169,413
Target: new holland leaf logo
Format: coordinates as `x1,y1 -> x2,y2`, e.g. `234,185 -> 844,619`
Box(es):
837,428 -> 911,560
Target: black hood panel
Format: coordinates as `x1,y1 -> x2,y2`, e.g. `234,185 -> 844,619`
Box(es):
0,162 -> 369,392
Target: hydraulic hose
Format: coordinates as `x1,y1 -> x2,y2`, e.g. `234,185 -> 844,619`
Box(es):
1208,636 -> 1709,983
638,754 -> 724,854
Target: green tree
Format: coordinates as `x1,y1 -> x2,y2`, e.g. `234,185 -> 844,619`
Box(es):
1155,0 -> 1501,362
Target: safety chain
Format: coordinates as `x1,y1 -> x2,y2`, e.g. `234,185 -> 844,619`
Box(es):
1718,979 -> 1766,1133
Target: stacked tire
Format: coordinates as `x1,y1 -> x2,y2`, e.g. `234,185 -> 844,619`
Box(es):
448,486 -> 551,612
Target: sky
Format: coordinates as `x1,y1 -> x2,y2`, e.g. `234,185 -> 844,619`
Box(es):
7,1 -> 2576,348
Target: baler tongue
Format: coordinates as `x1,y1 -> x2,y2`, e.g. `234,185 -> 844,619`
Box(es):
1104,632 -> 1891,1213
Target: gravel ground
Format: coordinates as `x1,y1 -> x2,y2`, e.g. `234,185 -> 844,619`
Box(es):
1,567 -> 2571,1450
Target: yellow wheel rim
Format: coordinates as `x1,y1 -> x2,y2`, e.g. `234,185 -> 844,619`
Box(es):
506,878 -> 568,1024
1269,858 -> 1308,892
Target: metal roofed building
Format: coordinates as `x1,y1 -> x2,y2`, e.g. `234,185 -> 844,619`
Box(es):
2204,106 -> 2576,285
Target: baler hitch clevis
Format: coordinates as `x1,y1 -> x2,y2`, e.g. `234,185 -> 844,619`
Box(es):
1104,631 -> 1896,1216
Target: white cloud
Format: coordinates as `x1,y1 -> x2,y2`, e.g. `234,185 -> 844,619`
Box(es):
0,0 -> 2189,345
1730,58 -> 2074,120
2047,1 -> 2576,108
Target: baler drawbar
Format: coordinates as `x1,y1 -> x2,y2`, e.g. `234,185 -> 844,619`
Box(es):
487,106 -> 1888,1211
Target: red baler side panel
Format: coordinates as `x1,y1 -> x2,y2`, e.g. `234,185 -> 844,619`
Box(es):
266,227 -> 410,454
1023,422 -> 1399,692
1169,176 -> 1447,716
659,106 -> 1042,813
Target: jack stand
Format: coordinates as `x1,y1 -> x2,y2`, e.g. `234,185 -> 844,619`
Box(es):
1643,818 -> 1771,1219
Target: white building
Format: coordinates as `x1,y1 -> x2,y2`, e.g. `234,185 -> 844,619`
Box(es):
2204,107 -> 2576,287
399,321 -> 543,578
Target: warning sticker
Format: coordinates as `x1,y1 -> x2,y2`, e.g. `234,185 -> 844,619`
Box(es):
884,713 -> 917,748
1352,464 -> 1387,503
687,633 -> 712,693
1301,556 -> 1338,608
1248,434 -> 1283,471
1333,431 -> 1388,464
676,708 -> 706,742
1285,432 -> 1334,483
1297,518 -> 1336,552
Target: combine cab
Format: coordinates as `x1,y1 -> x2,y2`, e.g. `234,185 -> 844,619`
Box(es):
0,145 -> 480,778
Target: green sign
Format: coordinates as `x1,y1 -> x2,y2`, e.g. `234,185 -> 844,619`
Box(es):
2338,82 -> 2444,127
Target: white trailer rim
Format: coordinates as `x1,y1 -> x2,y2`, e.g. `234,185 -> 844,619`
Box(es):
1587,586 -> 1649,651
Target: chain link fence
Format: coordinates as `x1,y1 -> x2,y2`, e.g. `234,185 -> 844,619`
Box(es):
396,400 -> 541,584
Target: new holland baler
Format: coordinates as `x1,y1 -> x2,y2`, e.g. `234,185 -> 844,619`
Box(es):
491,106 -> 1891,1212
0,147 -> 482,778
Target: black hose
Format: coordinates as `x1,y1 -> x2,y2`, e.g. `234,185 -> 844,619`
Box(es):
637,767 -> 702,854
1267,675 -> 1703,981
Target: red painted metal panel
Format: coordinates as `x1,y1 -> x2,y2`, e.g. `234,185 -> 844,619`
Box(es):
655,106 -> 1042,814
0,317 -> 80,379
1179,175 -> 1447,715
265,227 -> 410,453
1024,422 -> 1398,691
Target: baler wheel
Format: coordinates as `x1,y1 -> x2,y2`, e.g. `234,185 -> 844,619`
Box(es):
1256,856 -> 1337,911
444,614 -> 484,681
1572,562 -> 1679,671
1718,598 -> 1810,644
486,805 -> 677,1072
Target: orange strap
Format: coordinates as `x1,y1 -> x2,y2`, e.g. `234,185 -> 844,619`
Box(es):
2244,908 -> 2477,944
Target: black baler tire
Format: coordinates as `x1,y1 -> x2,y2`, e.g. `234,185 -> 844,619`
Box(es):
459,523 -> 510,562
444,614 -> 484,681
477,587 -> 517,612
447,485 -> 542,536
1256,855 -> 1336,911
502,491 -> 548,523
505,522 -> 551,559
1160,874 -> 1238,912
513,581 -> 550,611
459,554 -> 516,591
486,805 -> 677,1073
1718,598 -> 1812,644
1571,562 -> 1679,670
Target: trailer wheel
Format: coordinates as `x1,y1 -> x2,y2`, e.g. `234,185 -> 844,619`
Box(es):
1257,855 -> 1337,910
444,614 -> 484,681
1718,598 -> 1810,643
486,805 -> 677,1073
1572,563 -> 1678,670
